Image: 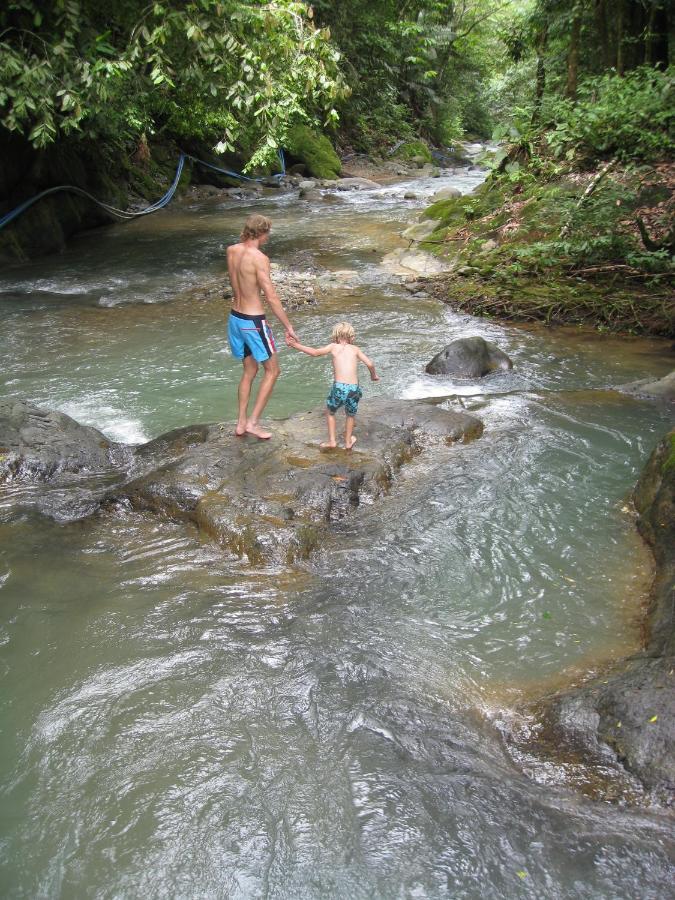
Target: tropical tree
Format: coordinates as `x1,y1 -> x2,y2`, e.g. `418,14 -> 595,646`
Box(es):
0,0 -> 346,167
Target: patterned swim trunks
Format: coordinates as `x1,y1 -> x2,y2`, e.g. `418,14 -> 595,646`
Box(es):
326,381 -> 363,417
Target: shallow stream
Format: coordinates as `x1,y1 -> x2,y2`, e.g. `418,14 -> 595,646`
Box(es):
1,167 -> 673,898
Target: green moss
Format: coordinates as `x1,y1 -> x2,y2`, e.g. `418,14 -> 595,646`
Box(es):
422,196 -> 467,225
663,433 -> 675,474
393,140 -> 433,163
286,125 -> 341,179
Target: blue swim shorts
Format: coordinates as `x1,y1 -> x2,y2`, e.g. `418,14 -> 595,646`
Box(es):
228,310 -> 277,362
326,381 -> 363,417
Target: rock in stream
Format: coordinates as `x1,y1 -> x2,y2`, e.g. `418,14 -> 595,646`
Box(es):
0,399 -> 483,564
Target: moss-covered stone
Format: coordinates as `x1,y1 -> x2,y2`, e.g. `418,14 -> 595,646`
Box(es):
393,140 -> 433,164
286,125 -> 341,179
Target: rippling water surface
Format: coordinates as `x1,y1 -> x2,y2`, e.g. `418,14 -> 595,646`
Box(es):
1,168 -> 674,898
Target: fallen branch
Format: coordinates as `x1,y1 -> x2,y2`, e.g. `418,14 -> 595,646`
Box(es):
559,157 -> 617,239
636,216 -> 675,254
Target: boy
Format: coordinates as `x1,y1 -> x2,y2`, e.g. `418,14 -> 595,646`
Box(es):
288,322 -> 379,450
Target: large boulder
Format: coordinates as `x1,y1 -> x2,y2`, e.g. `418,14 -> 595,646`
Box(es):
529,430 -> 675,800
0,401 -> 132,521
285,125 -> 341,180
335,177 -> 381,191
425,336 -> 513,377
431,186 -> 462,201
0,401 -> 129,482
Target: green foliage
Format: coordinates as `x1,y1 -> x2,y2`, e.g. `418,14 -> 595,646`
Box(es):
314,0 -> 513,149
393,140 -> 432,162
0,0 -> 347,168
285,124 -> 341,178
544,67 -> 675,162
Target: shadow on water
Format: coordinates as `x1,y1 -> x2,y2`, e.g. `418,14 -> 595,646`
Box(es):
1,170 -> 674,897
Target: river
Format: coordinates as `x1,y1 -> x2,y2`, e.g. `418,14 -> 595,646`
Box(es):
1,166 -> 673,898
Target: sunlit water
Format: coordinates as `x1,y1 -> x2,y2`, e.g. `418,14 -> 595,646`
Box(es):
1,169 -> 674,898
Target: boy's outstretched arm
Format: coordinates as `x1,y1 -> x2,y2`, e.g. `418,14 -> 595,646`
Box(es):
357,348 -> 380,381
288,338 -> 334,358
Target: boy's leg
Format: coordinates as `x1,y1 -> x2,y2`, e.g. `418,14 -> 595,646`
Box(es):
321,410 -> 338,448
246,354 -> 280,439
236,354 -> 259,435
344,415 -> 356,450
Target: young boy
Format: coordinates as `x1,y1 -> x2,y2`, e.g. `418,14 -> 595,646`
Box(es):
288,322 -> 379,450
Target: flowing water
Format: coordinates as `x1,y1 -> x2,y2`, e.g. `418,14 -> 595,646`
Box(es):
1,169 -> 674,898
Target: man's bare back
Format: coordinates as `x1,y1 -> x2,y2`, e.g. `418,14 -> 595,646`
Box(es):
227,243 -> 269,316
225,214 -> 297,440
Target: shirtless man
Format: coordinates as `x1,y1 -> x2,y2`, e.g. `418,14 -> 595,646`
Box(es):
226,214 -> 298,439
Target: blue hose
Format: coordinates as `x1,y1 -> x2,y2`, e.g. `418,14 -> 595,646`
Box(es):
0,149 -> 286,232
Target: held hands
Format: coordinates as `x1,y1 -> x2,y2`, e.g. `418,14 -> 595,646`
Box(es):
371,372 -> 380,381
285,329 -> 299,347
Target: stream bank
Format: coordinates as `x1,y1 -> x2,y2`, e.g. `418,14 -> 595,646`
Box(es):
409,157 -> 675,337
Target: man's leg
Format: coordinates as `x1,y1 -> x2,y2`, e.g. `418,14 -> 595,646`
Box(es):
321,410 -> 338,448
246,354 -> 280,439
236,354 -> 259,435
344,415 -> 356,450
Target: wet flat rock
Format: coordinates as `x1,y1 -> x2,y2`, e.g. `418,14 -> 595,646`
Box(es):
108,400 -> 483,564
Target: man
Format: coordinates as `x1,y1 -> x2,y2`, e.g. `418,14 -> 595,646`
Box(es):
226,214 -> 298,439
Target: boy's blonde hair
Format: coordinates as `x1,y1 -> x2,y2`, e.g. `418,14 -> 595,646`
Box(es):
240,214 -> 271,241
331,321 -> 356,343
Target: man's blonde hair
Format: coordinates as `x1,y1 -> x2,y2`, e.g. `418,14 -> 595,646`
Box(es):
240,214 -> 272,241
331,321 -> 356,343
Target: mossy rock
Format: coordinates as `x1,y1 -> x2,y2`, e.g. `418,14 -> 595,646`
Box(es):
393,140 -> 433,164
422,197 -> 468,228
285,125 -> 341,180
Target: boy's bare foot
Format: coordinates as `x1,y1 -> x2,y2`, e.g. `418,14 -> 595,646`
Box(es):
245,422 -> 272,440
320,441 -> 337,449
235,423 -> 247,437
345,436 -> 357,450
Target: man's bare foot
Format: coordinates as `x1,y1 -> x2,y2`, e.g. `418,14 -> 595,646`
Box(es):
345,436 -> 357,450
320,441 -> 337,449
245,422 -> 272,440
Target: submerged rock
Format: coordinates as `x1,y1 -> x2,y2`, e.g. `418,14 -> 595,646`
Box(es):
531,429 -> 675,800
0,399 -> 483,563
617,370 -> 675,402
425,336 -> 513,377
335,177 -> 381,191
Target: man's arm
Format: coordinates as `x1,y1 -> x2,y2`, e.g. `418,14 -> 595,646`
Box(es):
256,255 -> 297,340
357,348 -> 380,381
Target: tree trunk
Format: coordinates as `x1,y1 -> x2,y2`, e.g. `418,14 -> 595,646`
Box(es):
645,1 -> 658,64
531,25 -> 548,124
594,0 -> 614,69
616,1 -> 625,74
565,14 -> 582,99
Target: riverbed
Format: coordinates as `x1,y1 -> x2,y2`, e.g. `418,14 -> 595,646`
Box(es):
1,168 -> 673,898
